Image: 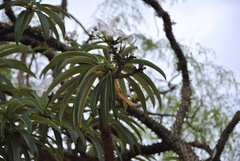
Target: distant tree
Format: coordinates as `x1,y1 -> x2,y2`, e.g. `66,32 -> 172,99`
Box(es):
0,0 -> 239,161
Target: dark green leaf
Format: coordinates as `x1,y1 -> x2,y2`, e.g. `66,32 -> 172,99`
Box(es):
17,128 -> 37,156
14,10 -> 32,44
41,4 -> 70,18
0,59 -> 36,78
41,6 -> 66,38
100,76 -> 109,128
74,73 -> 98,125
0,44 -> 34,58
36,11 -> 50,40
126,77 -> 147,112
128,59 -> 166,80
7,135 -> 20,161
88,136 -> 104,161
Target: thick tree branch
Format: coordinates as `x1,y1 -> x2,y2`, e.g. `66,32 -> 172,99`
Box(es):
209,111 -> 240,161
126,106 -> 171,139
0,22 -> 72,52
141,0 -> 191,136
126,106 -> 199,161
121,142 -> 170,160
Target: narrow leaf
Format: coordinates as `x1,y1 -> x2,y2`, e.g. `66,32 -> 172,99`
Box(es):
36,11 -> 50,40
128,59 -> 166,80
126,77 -> 147,112
14,10 -> 29,44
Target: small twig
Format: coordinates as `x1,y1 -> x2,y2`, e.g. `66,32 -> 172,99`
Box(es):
68,13 -> 91,36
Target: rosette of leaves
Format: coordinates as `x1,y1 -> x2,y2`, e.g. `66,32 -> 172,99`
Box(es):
41,37 -> 166,128
0,0 -> 70,44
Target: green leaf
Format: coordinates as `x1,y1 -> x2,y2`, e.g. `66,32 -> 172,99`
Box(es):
0,120 -> 6,138
117,78 -> 128,109
59,56 -> 99,69
88,136 -> 104,161
123,66 -> 156,107
117,114 -> 144,141
0,44 -> 34,58
17,128 -> 37,156
20,114 -> 33,133
108,71 -> 117,119
14,10 -> 33,44
0,74 -> 13,87
36,11 -> 50,41
41,6 -> 66,38
128,59 -> 166,80
41,4 -> 70,18
29,115 -> 61,133
74,73 -> 98,125
100,76 -> 109,128
46,16 -> 60,41
58,82 -> 78,121
126,77 -> 147,112
90,81 -> 102,117
138,72 -> 162,108
46,66 -> 86,94
7,135 -> 20,161
20,143 -> 31,161
51,76 -> 78,103
0,59 -> 36,78
12,0 -> 29,7
34,138 -> 63,161
121,45 -> 138,58
40,51 -> 95,76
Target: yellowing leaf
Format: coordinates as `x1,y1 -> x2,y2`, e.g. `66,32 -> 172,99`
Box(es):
114,80 -> 140,107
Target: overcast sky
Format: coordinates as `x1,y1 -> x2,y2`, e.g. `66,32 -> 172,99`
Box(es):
166,0 -> 240,82
62,0 -> 240,83
38,0 -> 240,84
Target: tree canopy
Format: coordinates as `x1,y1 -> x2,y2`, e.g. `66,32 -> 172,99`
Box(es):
0,0 -> 239,161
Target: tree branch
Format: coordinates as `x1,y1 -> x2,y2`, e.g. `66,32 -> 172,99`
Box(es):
4,0 -> 17,23
209,111 -> 240,161
121,142 -> 170,160
0,22 -> 72,52
141,0 -> 191,136
126,106 -> 199,161
188,141 -> 213,156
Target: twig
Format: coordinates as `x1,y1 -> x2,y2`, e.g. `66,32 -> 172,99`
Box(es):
68,13 -> 91,36
188,141 -> 213,155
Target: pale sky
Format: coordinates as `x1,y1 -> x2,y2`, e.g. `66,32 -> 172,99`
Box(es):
166,0 -> 240,82
63,0 -> 240,83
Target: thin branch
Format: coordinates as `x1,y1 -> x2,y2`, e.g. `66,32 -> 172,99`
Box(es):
188,141 -> 213,155
68,13 -> 91,36
4,0 -> 17,23
209,111 -> 240,161
147,111 -> 175,117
